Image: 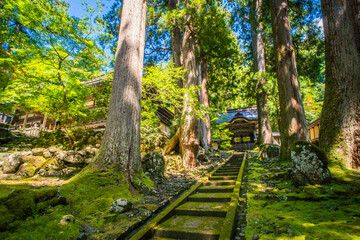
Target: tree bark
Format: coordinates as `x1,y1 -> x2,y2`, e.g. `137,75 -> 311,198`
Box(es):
250,0 -> 274,145
168,0 -> 183,117
270,0 -> 309,159
320,0 -> 360,169
181,24 -> 200,169
94,0 -> 147,183
201,60 -> 212,147
198,64 -> 208,151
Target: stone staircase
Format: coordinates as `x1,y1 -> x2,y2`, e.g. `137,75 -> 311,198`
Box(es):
130,153 -> 246,240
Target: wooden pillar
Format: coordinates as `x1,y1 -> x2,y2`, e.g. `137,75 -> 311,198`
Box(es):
23,112 -> 29,128
41,114 -> 47,130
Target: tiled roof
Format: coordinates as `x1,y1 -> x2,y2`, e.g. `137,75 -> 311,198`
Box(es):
215,107 -> 258,124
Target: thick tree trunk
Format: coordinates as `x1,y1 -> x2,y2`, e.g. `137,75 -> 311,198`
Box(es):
168,0 -> 183,117
168,0 -> 182,70
198,64 -> 208,151
94,0 -> 147,183
201,60 -> 212,147
320,0 -> 360,169
250,0 -> 274,145
270,0 -> 309,160
181,24 -> 200,169
163,127 -> 181,155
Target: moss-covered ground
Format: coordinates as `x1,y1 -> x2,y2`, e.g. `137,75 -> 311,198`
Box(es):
245,156 -> 360,239
0,151 -> 231,239
0,167 -> 151,239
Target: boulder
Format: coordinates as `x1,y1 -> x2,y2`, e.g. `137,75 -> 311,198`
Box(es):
84,146 -> 92,154
43,150 -> 52,158
20,151 -> 33,157
16,156 -> 47,177
63,151 -> 85,164
48,147 -> 59,154
259,144 -> 280,159
91,148 -> 99,155
16,163 -> 36,177
2,153 -> 23,174
78,150 -> 87,157
60,167 -> 78,176
141,151 -> 165,179
55,151 -> 67,161
291,141 -> 331,185
32,148 -> 46,156
109,198 -> 132,213
197,147 -> 208,162
47,170 -> 61,176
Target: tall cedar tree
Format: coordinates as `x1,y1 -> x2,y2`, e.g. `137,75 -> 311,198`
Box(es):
94,0 -> 147,184
320,0 -> 360,169
250,0 -> 274,144
181,21 -> 200,168
270,0 -> 309,159
201,61 -> 212,146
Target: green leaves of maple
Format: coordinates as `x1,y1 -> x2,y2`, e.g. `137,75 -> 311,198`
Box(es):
0,0 -> 106,126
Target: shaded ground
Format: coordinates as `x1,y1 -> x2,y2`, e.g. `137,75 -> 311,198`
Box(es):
245,155 -> 360,239
0,151 -> 231,239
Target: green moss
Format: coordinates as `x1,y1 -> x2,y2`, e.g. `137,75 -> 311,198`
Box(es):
245,152 -> 360,239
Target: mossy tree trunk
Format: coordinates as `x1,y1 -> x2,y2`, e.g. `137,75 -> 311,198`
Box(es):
93,0 -> 147,184
168,0 -> 183,117
201,60 -> 212,147
320,0 -> 360,169
181,22 -> 200,168
198,64 -> 208,151
250,0 -> 274,145
270,0 -> 309,160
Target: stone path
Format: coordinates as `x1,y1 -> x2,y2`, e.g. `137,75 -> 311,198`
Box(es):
129,153 -> 246,240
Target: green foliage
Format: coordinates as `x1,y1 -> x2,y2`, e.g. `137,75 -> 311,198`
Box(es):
0,0 -> 106,125
211,118 -> 233,149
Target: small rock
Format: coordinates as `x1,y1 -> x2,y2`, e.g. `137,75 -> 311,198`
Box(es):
109,198 -> 132,213
43,150 -> 52,158
32,148 -> 45,156
92,148 -> 99,154
252,234 -> 260,240
48,147 -> 59,154
59,215 -> 75,225
78,150 -> 87,157
63,152 -> 85,165
55,151 -> 67,161
77,233 -> 87,240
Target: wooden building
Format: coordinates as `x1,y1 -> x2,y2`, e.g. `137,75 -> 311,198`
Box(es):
213,107 -> 281,151
214,107 -> 258,151
8,74 -> 175,136
308,118 -> 320,144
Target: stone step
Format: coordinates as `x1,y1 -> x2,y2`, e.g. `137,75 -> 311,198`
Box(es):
197,185 -> 234,193
203,180 -> 235,186
212,172 -> 238,176
153,215 -> 223,240
208,176 -> 237,181
175,201 -> 229,217
188,192 -> 232,202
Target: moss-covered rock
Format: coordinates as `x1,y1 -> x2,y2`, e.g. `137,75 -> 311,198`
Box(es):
259,144 -> 280,159
141,151 -> 165,179
16,155 -> 47,177
291,140 -> 331,185
2,153 -> 23,174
